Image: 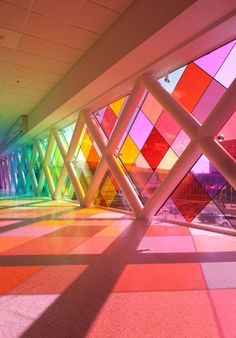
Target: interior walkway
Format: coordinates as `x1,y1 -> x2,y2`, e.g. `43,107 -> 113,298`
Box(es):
0,197 -> 236,338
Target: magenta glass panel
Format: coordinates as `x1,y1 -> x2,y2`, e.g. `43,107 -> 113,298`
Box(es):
192,80 -> 226,123
194,40 -> 235,77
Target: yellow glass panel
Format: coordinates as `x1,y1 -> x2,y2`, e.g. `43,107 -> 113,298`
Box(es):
156,148 -> 178,181
101,177 -> 117,206
81,133 -> 92,158
109,96 -> 126,117
120,136 -> 140,171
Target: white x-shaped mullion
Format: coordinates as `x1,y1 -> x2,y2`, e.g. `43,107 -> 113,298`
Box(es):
138,74 -> 236,219
16,149 -> 26,194
81,79 -> 147,215
29,144 -> 39,195
53,116 -> 86,205
36,132 -> 55,198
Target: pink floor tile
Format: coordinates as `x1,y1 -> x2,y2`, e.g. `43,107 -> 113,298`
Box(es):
87,291 -> 221,338
138,236 -> 196,253
0,295 -> 59,338
210,289 -> 236,338
201,262 -> 236,288
113,263 -> 206,291
145,224 -> 191,236
0,225 -> 66,237
193,235 -> 236,252
0,220 -> 20,227
69,236 -> 115,254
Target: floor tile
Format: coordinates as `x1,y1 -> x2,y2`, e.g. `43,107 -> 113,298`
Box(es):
113,263 -> 206,291
201,262 -> 236,288
138,236 -> 196,253
193,235 -> 236,252
210,289 -> 236,338
87,291 -> 221,338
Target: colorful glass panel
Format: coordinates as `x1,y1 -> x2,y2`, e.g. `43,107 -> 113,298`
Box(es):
94,96 -> 129,140
73,125 -> 101,195
94,169 -> 130,211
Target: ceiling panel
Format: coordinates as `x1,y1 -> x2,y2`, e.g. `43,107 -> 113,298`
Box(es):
14,51 -> 45,68
33,0 -> 86,23
0,27 -> 21,49
9,64 -> 39,79
62,25 -> 100,49
18,35 -> 55,57
36,70 -> 62,83
40,59 -> 72,74
24,12 -> 68,42
0,46 -> 14,63
0,0 -> 140,144
92,0 -> 135,13
4,75 -> 32,87
0,61 -> 10,74
51,45 -> 84,63
74,1 -> 119,34
3,0 -> 33,10
0,1 -> 29,32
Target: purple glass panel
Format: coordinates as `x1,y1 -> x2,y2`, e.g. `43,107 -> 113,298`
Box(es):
191,155 -> 227,198
129,110 -> 153,149
215,43 -> 236,88
194,40 -> 235,77
141,173 -> 160,204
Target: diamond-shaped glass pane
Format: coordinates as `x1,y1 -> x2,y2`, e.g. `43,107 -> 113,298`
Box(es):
73,125 -> 101,195
93,96 -> 129,141
48,143 -> 64,188
94,169 -> 131,211
117,91 -> 190,205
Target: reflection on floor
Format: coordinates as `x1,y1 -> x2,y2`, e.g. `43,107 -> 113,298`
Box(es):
0,197 -> 236,337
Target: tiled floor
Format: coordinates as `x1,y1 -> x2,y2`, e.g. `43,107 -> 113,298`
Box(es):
0,197 -> 236,337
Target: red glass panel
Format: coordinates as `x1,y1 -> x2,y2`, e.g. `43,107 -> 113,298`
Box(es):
172,173 -> 211,222
100,106 -> 117,138
155,110 -> 181,146
141,128 -> 169,170
173,63 -> 212,112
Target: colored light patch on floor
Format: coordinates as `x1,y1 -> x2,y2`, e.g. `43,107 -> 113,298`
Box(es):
138,236 -> 196,253
192,235 -> 236,252
210,289 -> 236,338
113,263 -> 206,292
69,237 -> 115,254
0,237 -> 35,253
0,295 -> 59,338
1,236 -> 89,255
0,225 -> 66,237
45,225 -> 106,237
8,265 -> 88,295
0,220 -> 20,227
201,262 -> 236,289
145,223 -> 191,236
0,266 -> 43,294
87,291 -> 221,338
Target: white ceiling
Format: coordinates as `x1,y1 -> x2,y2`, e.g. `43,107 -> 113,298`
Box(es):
0,0 -> 134,139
